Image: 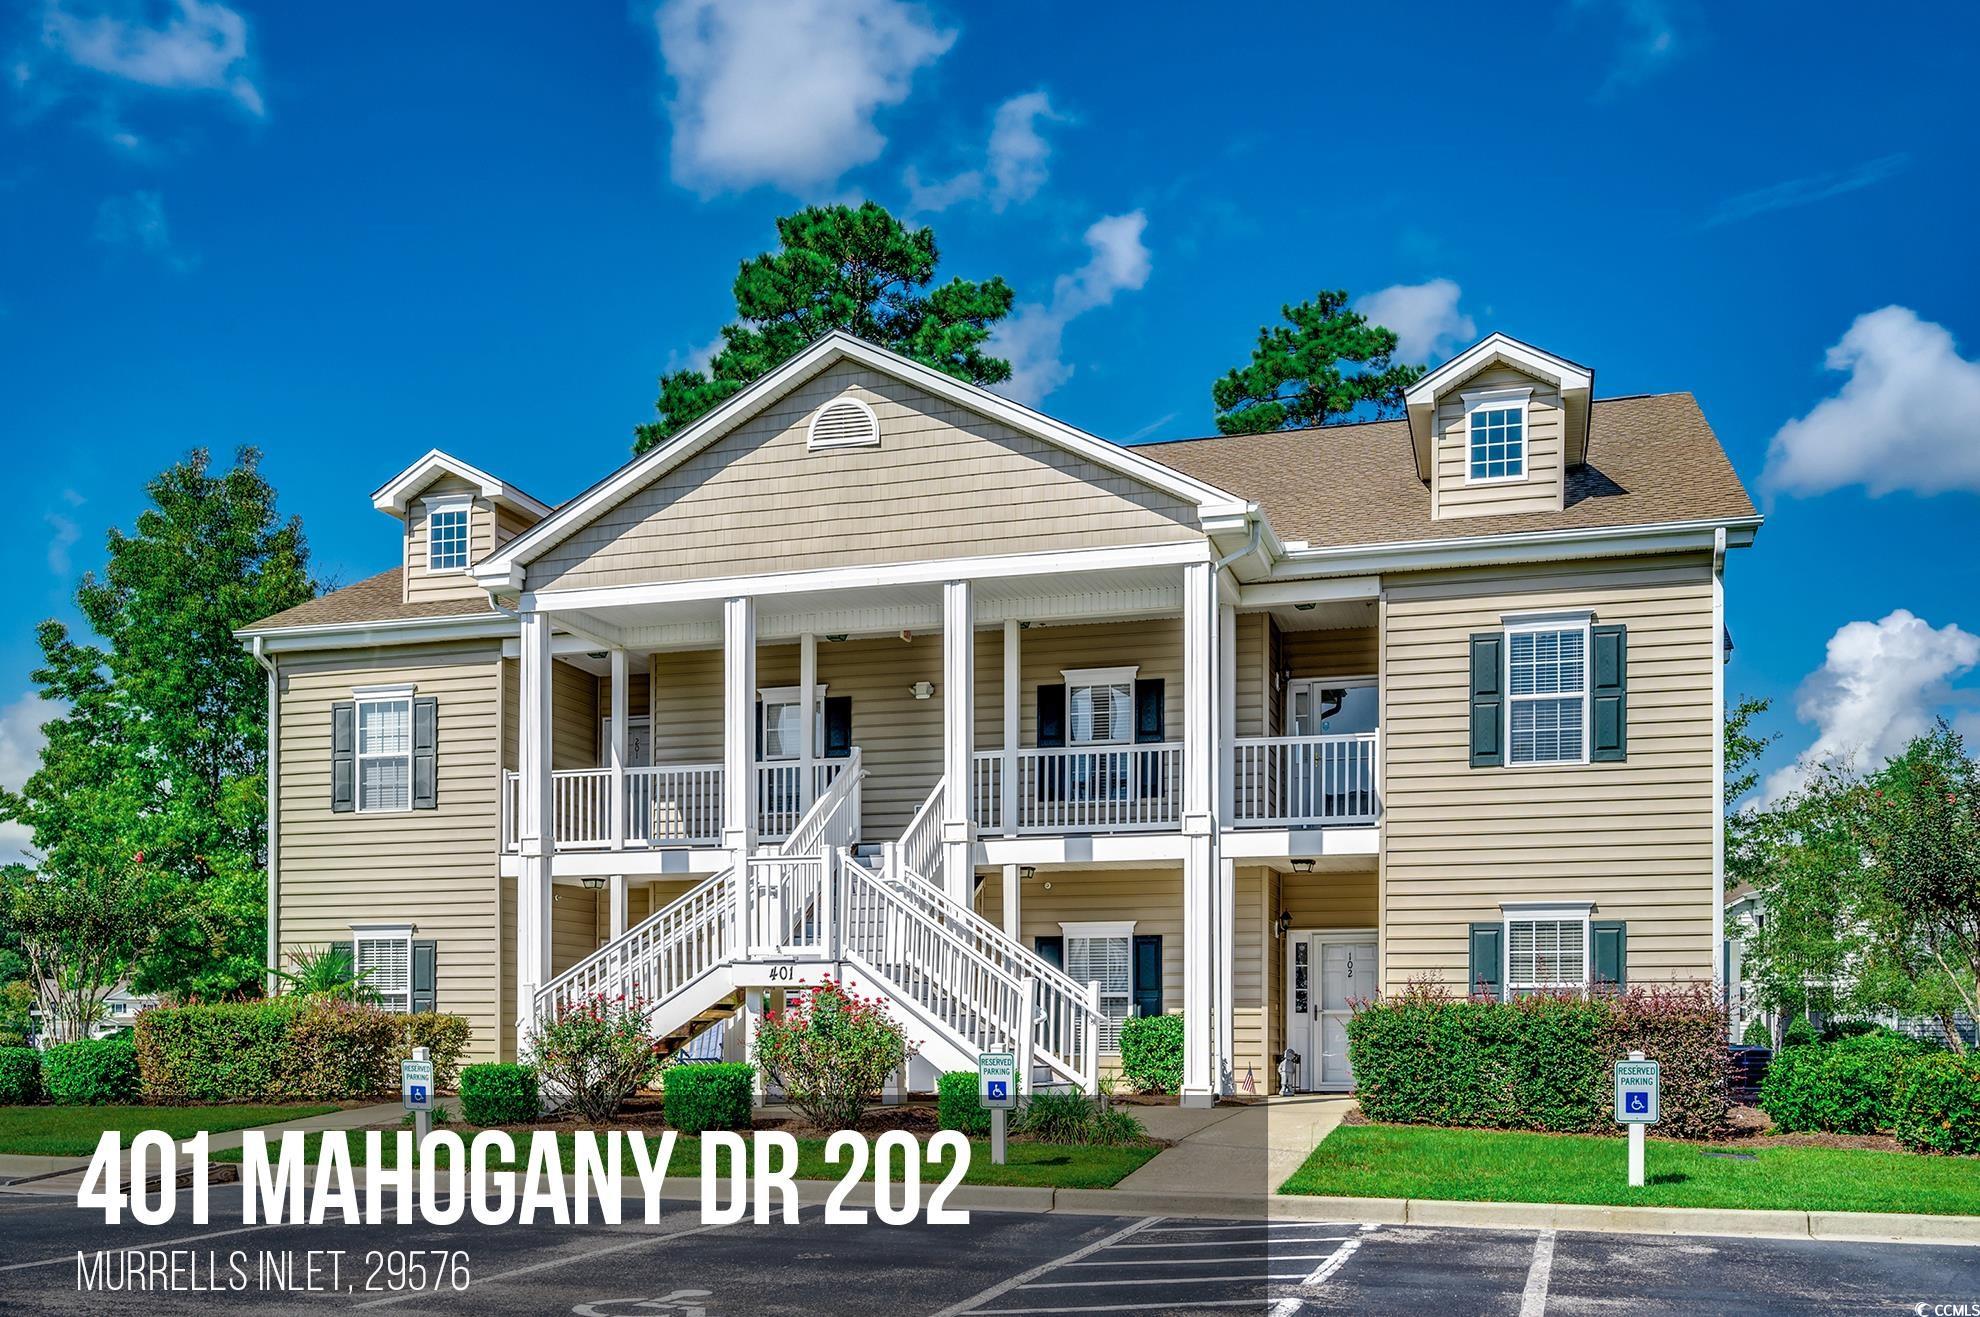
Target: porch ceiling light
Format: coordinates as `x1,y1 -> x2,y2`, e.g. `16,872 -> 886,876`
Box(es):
1019,865 -> 1036,881
1294,602 -> 1316,611
581,873 -> 607,890
1291,858 -> 1315,874
826,634 -> 848,643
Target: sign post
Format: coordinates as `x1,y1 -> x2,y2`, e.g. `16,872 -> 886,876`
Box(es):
1613,1050 -> 1660,1188
402,1046 -> 435,1148
978,1052 -> 1016,1166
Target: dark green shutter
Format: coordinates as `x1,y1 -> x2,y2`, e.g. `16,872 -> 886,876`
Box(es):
1591,921 -> 1626,994
1132,935 -> 1163,1018
330,701 -> 356,812
410,940 -> 437,1013
1036,685 -> 1066,747
412,697 -> 439,810
823,695 -> 853,758
753,700 -> 763,758
1468,922 -> 1504,1000
1034,935 -> 1064,970
1133,679 -> 1165,743
1468,634 -> 1504,767
1590,624 -> 1628,762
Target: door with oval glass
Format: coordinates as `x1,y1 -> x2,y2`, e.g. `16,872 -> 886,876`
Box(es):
1285,930 -> 1377,1091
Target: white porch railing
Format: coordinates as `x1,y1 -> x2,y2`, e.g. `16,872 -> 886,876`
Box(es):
971,743 -> 1184,835
502,754 -> 858,852
534,863 -> 733,1023
899,780 -> 945,890
1230,732 -> 1379,826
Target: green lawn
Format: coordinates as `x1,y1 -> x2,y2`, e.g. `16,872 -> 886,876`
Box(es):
215,1128 -> 1156,1189
1281,1123 -> 1980,1217
0,1105 -> 339,1158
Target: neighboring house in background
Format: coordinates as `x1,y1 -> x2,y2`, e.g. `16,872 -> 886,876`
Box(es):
30,982 -> 160,1047
1724,885 -> 1977,1047
239,330 -> 1760,1103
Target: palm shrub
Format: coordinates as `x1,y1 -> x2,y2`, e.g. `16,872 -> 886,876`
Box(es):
525,993 -> 664,1123
1015,1089 -> 1145,1146
1119,1013 -> 1185,1093
271,945 -> 379,1004
751,980 -> 909,1130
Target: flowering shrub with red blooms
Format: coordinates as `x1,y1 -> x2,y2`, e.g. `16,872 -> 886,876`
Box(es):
752,980 -> 911,1130
524,992 -> 663,1123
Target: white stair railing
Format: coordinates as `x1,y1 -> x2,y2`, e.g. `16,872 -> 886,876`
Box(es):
898,778 -> 944,890
779,747 -> 863,859
533,864 -> 734,1024
837,855 -> 1034,1075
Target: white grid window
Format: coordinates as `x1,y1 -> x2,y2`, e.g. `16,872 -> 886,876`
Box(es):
1508,625 -> 1587,765
1468,403 -> 1526,482
356,696 -> 413,811
758,688 -> 824,761
1064,667 -> 1137,746
1506,916 -> 1589,992
426,503 -> 470,571
353,927 -> 412,1012
1063,923 -> 1133,1053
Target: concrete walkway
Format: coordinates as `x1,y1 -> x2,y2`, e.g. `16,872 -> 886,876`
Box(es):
0,1101 -> 405,1192
1116,1094 -> 1354,1199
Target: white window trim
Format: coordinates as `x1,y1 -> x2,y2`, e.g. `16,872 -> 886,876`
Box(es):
1285,674 -> 1378,735
1062,666 -> 1139,747
353,685 -> 416,813
422,496 -> 473,574
806,396 -> 881,450
1499,903 -> 1592,993
757,685 -> 827,761
350,923 -> 414,1013
1461,386 -> 1532,486
1502,616 -> 1592,768
1060,921 -> 1137,1055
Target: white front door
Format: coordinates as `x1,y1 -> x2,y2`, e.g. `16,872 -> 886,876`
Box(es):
1285,931 -> 1377,1091
601,716 -> 653,768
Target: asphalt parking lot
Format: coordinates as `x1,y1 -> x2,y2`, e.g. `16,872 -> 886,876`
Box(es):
0,1185 -> 1972,1315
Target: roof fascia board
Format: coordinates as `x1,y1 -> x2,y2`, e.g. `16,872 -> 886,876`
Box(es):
1268,516 -> 1762,579
1404,333 -> 1593,408
474,333 -> 1248,587
519,539 -> 1213,614
235,612 -> 517,653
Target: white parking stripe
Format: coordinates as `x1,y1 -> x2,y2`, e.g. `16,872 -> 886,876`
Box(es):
1022,1273 -> 1306,1288
926,1216 -> 1160,1317
1519,1229 -> 1556,1317
1267,1222 -> 1376,1317
0,1221 -> 288,1273
1066,1253 -> 1346,1267
1102,1235 -> 1349,1248
975,1302 -> 1294,1315
1141,1221 -> 1355,1232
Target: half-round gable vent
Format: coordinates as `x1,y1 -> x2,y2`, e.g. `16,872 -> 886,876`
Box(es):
807,396 -> 880,450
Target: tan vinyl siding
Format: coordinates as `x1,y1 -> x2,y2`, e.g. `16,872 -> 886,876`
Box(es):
1233,865 -> 1269,1082
403,476 -> 499,607
274,641 -> 504,1062
526,361 -> 1203,592
552,660 -> 597,769
1431,364 -> 1566,521
551,887 -> 599,974
1378,553 -> 1718,991
1283,625 -> 1378,680
1235,614 -> 1268,738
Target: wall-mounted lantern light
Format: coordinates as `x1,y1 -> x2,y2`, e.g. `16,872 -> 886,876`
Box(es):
910,680 -> 935,700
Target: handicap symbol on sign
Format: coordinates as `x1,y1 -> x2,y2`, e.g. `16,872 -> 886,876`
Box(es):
986,1080 -> 1008,1101
1625,1091 -> 1649,1114
410,1085 -> 428,1104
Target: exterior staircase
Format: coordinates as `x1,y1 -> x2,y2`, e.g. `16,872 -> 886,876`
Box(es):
530,753 -> 1101,1093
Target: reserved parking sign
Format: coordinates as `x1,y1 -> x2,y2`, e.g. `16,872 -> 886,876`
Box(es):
978,1052 -> 1016,1108
1614,1058 -> 1660,1124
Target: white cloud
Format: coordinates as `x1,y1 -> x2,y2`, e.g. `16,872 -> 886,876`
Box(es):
1578,0 -> 1680,98
905,90 -> 1063,213
652,0 -> 953,196
1761,307 -> 1980,499
1703,153 -> 1908,229
1355,279 -> 1476,363
44,511 -> 78,576
40,0 -> 263,115
665,330 -> 726,376
1763,609 -> 1980,802
93,189 -> 194,269
990,210 -> 1151,404
0,692 -> 51,868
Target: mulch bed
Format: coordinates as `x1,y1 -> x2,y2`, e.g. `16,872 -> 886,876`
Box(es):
1341,1104 -> 1910,1153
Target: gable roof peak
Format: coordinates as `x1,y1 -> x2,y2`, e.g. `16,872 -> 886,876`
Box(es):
371,449 -> 553,520
1403,332 -> 1597,478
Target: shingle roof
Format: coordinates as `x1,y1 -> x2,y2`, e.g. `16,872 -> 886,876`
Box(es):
244,567 -> 500,631
1139,392 -> 1757,548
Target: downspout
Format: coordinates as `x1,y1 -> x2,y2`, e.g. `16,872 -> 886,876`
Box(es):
251,636 -> 279,995
1213,505 -> 1264,572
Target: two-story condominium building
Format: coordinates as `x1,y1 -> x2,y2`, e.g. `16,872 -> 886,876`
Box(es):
241,330 -> 1759,1104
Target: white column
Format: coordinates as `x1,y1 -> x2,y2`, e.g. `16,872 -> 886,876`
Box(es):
517,609 -> 556,1024
1001,618 -> 1020,837
799,632 -> 818,814
1180,561 -> 1225,1104
1218,601 -> 1237,822
941,580 -> 975,905
722,596 -> 756,863
609,875 -> 628,941
609,646 -> 629,850
1001,863 -> 1022,942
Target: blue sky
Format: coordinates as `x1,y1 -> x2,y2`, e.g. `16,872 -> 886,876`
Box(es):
4,1 -> 1980,857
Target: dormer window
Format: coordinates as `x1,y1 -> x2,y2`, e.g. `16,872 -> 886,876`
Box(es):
1465,387 -> 1530,484
425,499 -> 471,571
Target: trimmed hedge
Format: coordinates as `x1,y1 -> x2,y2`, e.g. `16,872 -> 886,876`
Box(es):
937,1070 -> 991,1135
1347,982 -> 1731,1139
0,1045 -> 42,1104
1892,1052 -> 1980,1155
136,999 -> 472,1102
1120,1013 -> 1185,1094
1759,1033 -> 1933,1134
43,1038 -> 140,1105
662,1063 -> 754,1134
459,1064 -> 540,1126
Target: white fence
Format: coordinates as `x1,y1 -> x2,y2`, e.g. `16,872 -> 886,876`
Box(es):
1229,732 -> 1379,826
